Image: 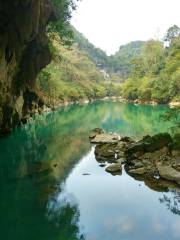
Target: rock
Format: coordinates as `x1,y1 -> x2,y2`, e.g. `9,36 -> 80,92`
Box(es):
0,0 -> 55,134
105,163 -> 122,174
132,151 -> 145,159
157,165 -> 180,185
172,150 -> 180,158
117,141 -> 128,151
144,178 -> 174,192
117,151 -> 125,158
133,161 -> 144,168
91,129 -> 180,186
143,133 -> 173,152
91,133 -> 120,144
126,142 -> 144,155
121,136 -> 134,143
172,152 -> 180,170
136,147 -> 167,164
169,101 -> 180,108
99,163 -> 106,167
89,128 -> 104,139
172,134 -> 180,150
117,142 -> 129,152
128,167 -> 146,175
95,142 -> 117,160
116,158 -> 126,164
126,133 -> 172,155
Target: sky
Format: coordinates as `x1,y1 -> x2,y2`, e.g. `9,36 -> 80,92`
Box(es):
71,0 -> 180,55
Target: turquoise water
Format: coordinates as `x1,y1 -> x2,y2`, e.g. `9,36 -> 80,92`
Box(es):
0,101 -> 179,240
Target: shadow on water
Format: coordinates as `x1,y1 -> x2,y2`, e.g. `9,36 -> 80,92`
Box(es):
0,101 -> 176,240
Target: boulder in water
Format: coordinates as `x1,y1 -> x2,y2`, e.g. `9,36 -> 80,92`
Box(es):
95,142 -> 118,161
89,128 -> 104,139
126,133 -> 173,155
157,164 -> 180,185
91,133 -> 120,144
105,163 -> 122,175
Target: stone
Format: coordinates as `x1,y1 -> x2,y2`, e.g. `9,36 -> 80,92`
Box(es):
117,151 -> 125,159
172,158 -> 180,171
95,142 -> 117,160
91,129 -> 180,186
0,0 -> 55,134
157,165 -> 180,185
91,133 -> 120,144
172,134 -> 180,150
99,163 -> 106,167
128,167 -> 146,175
117,142 -> 128,151
169,102 -> 180,108
89,128 -> 104,139
121,136 -> 134,143
126,142 -> 144,155
143,133 -> 172,152
144,178 -> 174,192
172,150 -> 180,158
105,163 -> 122,174
116,158 -> 126,164
133,161 -> 144,168
126,133 -> 172,155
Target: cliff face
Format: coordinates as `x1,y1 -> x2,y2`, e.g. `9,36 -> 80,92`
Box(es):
0,0 -> 55,134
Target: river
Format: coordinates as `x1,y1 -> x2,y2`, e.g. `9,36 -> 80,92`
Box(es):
0,101 -> 179,240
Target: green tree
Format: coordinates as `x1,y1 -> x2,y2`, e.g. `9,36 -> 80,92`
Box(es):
164,25 -> 180,45
121,26 -> 180,103
142,40 -> 165,74
109,41 -> 145,79
48,0 -> 79,45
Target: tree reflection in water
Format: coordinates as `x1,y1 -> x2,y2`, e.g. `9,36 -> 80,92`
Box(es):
160,190 -> 180,215
46,187 -> 85,240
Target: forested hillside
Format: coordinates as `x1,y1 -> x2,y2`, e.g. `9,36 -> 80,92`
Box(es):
37,32 -> 121,105
73,27 -> 110,71
36,26 -> 146,106
37,20 -> 180,106
109,41 -> 145,80
73,30 -> 145,81
122,25 -> 180,103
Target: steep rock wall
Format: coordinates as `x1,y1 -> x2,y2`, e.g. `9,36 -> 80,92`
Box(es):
0,0 -> 55,134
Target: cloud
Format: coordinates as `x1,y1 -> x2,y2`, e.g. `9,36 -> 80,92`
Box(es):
104,215 -> 135,234
171,220 -> 180,238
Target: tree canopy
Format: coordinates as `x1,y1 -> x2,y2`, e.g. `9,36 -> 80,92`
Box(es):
48,0 -> 79,45
164,25 -> 180,45
122,25 -> 180,103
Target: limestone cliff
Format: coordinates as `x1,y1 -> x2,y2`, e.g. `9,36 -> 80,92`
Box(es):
0,0 -> 55,134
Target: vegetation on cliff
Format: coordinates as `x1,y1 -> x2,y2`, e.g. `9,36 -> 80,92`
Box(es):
122,25 -> 180,103
37,33 -> 121,105
109,41 -> 145,80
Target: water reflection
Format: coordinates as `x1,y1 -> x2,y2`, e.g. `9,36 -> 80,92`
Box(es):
55,148 -> 180,240
124,168 -> 180,192
46,188 -> 85,240
0,101 -> 176,240
160,190 -> 180,215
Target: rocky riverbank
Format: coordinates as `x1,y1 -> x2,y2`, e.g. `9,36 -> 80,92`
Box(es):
89,128 -> 180,190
